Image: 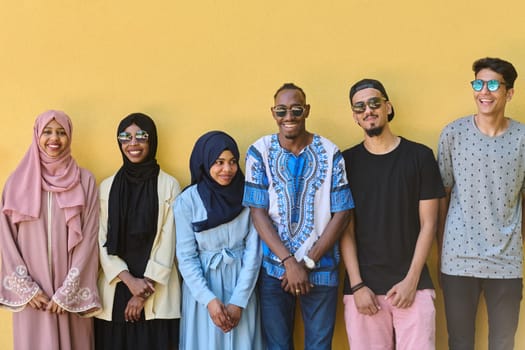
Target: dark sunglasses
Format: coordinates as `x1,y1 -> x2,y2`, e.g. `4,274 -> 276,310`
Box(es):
117,130 -> 149,144
470,79 -> 506,92
272,105 -> 306,118
351,97 -> 386,113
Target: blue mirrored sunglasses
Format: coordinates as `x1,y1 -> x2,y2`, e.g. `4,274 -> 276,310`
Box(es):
470,79 -> 506,92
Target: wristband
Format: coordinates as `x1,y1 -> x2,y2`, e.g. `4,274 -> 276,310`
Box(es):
280,253 -> 294,265
350,282 -> 366,294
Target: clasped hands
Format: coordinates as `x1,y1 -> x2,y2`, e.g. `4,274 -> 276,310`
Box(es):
280,258 -> 313,296
207,298 -> 242,333
120,273 -> 156,322
28,290 -> 65,314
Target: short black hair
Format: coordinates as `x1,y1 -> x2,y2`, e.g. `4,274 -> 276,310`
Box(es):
473,57 -> 518,88
273,83 -> 306,100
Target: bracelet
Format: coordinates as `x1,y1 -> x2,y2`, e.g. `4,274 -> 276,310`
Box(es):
350,282 -> 366,294
280,253 -> 294,265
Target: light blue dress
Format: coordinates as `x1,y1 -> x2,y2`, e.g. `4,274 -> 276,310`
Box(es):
174,185 -> 263,350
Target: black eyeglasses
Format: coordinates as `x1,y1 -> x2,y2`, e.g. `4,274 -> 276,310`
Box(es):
351,97 -> 386,113
470,79 -> 506,92
117,130 -> 149,144
272,105 -> 306,118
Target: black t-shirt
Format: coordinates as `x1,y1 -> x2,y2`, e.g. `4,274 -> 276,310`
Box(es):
342,137 -> 445,295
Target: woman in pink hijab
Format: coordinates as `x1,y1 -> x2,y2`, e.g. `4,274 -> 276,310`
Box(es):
0,110 -> 101,350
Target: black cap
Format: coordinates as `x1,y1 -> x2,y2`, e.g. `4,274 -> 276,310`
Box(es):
349,78 -> 395,121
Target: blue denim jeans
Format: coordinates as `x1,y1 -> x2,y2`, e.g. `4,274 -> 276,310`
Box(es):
258,269 -> 338,350
441,273 -> 522,350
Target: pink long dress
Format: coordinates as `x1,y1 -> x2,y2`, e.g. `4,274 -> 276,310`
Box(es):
0,168 -> 101,350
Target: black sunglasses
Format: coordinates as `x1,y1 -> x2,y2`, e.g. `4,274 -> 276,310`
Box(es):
272,105 -> 306,118
351,97 -> 386,113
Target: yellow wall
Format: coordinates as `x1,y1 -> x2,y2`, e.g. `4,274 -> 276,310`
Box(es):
1,1 -> 524,349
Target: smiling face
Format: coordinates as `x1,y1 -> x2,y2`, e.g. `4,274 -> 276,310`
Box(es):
209,149 -> 238,186
39,119 -> 69,158
272,88 -> 310,140
351,87 -> 392,137
474,68 -> 513,118
120,123 -> 150,163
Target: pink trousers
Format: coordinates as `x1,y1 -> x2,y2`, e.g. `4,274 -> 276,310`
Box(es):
343,289 -> 435,350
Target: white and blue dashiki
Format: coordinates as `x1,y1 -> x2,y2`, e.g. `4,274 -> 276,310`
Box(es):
243,134 -> 354,286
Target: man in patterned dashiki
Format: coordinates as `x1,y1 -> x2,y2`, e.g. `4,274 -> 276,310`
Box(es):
243,82 -> 354,350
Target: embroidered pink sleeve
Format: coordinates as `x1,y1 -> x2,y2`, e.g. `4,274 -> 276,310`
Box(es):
0,265 -> 39,308
53,268 -> 99,312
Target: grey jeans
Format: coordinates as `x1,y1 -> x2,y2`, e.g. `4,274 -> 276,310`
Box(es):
441,273 -> 522,350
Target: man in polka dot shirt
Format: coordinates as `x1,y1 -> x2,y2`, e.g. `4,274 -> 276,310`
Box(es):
438,57 -> 525,350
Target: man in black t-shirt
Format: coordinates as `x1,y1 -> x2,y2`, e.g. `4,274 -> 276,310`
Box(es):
340,79 -> 445,350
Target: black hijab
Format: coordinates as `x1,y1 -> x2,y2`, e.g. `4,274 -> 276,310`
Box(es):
106,113 -> 160,256
189,131 -> 245,232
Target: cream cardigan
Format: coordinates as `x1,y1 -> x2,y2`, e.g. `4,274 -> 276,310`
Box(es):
95,170 -> 181,321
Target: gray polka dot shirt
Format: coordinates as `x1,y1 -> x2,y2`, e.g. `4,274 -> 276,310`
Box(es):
438,115 -> 525,278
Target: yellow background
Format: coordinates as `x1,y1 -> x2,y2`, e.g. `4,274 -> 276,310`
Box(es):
1,1 -> 525,349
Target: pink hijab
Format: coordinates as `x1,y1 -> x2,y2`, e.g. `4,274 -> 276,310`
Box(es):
2,110 -> 85,250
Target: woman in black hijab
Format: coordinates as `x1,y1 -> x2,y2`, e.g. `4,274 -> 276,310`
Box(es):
95,113 -> 182,350
175,131 -> 263,349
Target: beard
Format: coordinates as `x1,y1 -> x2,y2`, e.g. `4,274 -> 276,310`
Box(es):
365,125 -> 384,137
